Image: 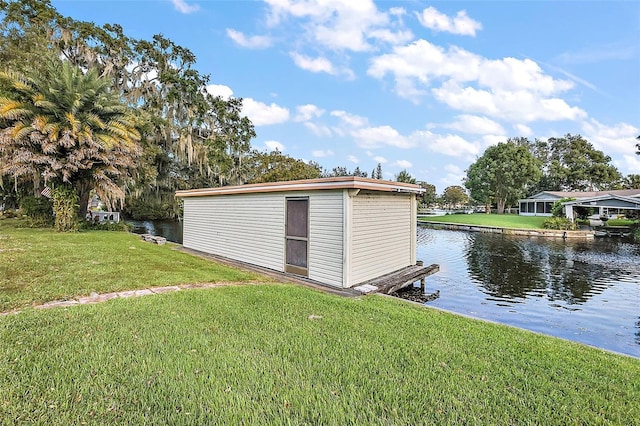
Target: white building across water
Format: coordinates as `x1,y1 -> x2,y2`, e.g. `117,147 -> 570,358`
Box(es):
519,189 -> 640,219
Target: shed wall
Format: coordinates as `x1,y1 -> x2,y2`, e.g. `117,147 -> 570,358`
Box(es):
307,191 -> 344,287
182,191 -> 345,287
349,192 -> 413,284
182,194 -> 284,271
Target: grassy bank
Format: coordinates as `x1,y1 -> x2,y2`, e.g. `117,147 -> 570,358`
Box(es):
1,285 -> 639,424
1,218 -> 639,423
0,218 -> 257,311
419,213 -> 548,229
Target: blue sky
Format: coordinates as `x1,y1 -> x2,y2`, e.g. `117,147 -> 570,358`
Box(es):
52,0 -> 639,192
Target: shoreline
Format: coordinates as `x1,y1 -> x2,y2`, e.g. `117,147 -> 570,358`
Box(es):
418,220 -> 595,239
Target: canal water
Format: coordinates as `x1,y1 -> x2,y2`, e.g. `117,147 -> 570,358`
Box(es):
129,219 -> 639,357
417,226 -> 640,358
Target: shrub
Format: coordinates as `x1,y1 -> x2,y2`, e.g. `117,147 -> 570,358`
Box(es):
551,197 -> 575,217
542,217 -> 576,230
19,196 -> 54,226
78,220 -> 131,232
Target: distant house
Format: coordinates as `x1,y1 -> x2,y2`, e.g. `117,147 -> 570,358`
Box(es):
519,189 -> 640,219
176,177 -> 425,289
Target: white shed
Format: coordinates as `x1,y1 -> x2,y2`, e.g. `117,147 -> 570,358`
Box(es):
176,177 -> 425,289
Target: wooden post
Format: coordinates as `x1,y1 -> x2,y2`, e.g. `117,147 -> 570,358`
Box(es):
416,260 -> 425,291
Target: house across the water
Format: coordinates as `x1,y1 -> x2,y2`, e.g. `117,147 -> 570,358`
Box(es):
519,189 -> 640,219
176,177 -> 427,289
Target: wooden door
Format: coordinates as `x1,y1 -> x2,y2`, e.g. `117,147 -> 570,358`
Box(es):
285,197 -> 309,277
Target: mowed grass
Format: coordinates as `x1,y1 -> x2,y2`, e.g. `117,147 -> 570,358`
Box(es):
1,285 -> 639,424
419,213 -> 548,229
0,218 -> 257,311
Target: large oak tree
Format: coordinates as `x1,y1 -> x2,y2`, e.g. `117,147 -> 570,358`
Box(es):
465,140 -> 541,214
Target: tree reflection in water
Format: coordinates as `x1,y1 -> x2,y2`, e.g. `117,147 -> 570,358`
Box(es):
465,233 -> 616,305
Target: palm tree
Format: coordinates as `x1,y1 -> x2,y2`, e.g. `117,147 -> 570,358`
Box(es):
0,60 -> 141,227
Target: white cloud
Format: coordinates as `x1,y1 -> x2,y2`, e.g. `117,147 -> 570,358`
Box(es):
206,84 -> 233,100
616,155 -> 640,176
581,119 -> 640,155
347,155 -> 359,164
445,115 -> 505,135
416,7 -> 482,36
392,160 -> 413,169
304,122 -> 332,137
290,52 -> 337,74
374,156 -> 387,164
289,52 -> 354,78
440,164 -> 466,189
351,125 -> 414,149
265,0 -> 411,52
513,124 -> 533,136
242,98 -> 290,126
294,104 -> 325,122
226,29 -> 273,49
312,149 -> 334,157
330,110 -> 369,128
413,130 -> 481,157
264,140 -> 285,151
171,0 -> 199,14
368,39 -> 586,123
432,81 -> 587,122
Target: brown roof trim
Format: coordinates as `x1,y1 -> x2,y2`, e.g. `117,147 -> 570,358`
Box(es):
176,176 -> 425,197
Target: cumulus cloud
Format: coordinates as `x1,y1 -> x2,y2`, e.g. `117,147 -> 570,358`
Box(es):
513,124 -> 533,136
294,104 -> 325,122
581,119 -> 640,155
374,156 -> 387,163
330,110 -> 369,128
415,7 -> 482,36
445,115 -> 505,135
440,164 -> 466,188
264,140 -> 285,151
242,98 -> 290,126
368,39 -> 586,123
265,0 -> 412,51
392,160 -> 413,168
347,155 -> 359,164
413,130 -> 481,157
304,122 -> 332,137
351,125 -> 414,149
312,149 -> 334,157
226,29 -> 273,49
171,0 -> 199,14
206,84 -> 233,100
616,155 -> 640,176
289,52 -> 354,78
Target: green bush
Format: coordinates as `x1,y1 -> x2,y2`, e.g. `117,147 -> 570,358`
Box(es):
78,220 -> 132,232
551,197 -> 575,217
19,196 -> 54,226
542,216 -> 576,230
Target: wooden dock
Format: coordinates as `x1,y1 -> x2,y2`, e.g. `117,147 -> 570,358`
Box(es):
353,263 -> 440,295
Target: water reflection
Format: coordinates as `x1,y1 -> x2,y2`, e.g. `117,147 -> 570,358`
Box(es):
416,226 -> 640,357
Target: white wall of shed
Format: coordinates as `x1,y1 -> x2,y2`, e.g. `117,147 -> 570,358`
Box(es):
349,192 -> 413,285
182,194 -> 284,271
307,191 -> 344,287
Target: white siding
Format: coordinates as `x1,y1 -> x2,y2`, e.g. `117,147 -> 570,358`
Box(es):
349,192 -> 412,285
307,191 -> 343,287
182,194 -> 284,271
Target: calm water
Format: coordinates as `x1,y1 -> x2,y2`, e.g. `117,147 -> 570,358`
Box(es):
126,219 -> 183,244
131,219 -> 639,357
417,226 -> 640,358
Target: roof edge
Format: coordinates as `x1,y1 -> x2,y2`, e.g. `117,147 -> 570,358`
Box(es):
176,176 -> 425,197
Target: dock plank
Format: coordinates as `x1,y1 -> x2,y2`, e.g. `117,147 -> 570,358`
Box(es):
354,263 -> 440,295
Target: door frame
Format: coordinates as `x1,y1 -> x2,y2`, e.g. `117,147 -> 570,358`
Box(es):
284,196 -> 309,277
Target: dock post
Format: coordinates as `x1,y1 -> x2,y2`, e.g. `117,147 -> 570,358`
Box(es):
416,260 -> 425,291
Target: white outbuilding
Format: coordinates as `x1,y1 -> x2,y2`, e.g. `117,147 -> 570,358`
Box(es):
176,177 -> 425,289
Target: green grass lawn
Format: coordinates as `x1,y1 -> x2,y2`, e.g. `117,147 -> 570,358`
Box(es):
0,218 -> 257,311
1,285 -> 638,424
419,213 -> 549,229
1,218 -> 639,424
